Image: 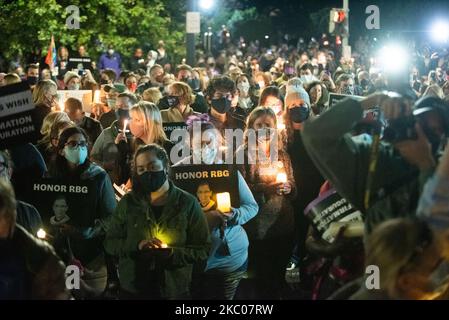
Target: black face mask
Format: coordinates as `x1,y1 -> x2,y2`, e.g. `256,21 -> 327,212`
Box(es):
27,76 -> 38,86
289,106 -> 310,123
211,97 -> 232,114
115,109 -> 129,119
167,96 -> 180,108
187,78 -> 200,91
138,170 -> 167,194
360,79 -> 369,89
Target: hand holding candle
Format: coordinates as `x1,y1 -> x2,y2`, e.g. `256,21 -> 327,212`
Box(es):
37,228 -> 46,240
216,192 -> 231,213
122,119 -> 129,133
276,171 -> 290,195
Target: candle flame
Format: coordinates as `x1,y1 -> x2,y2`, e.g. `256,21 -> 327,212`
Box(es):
37,228 -> 46,239
276,172 -> 287,183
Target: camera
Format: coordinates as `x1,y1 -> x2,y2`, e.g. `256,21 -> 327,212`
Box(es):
383,96 -> 449,143
383,116 -> 417,143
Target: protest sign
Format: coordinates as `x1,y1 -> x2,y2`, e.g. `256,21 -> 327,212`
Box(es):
163,122 -> 188,142
0,81 -> 38,149
304,188 -> 364,243
170,164 -> 240,212
57,90 -> 93,113
67,57 -> 93,71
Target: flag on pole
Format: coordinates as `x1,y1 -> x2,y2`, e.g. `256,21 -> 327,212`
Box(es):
45,35 -> 57,70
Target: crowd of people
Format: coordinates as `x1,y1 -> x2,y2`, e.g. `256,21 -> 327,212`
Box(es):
2,34 -> 449,300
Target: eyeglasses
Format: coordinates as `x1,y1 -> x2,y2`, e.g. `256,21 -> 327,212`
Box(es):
65,141 -> 88,149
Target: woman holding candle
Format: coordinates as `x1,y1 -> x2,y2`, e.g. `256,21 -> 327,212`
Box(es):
104,144 -> 210,299
175,116 -> 259,300
237,106 -> 297,299
129,101 -> 174,157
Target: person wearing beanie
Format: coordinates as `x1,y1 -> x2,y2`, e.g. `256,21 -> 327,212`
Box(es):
64,71 -> 81,90
283,88 -> 325,296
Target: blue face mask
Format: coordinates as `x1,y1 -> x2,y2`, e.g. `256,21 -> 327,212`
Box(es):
64,146 -> 88,165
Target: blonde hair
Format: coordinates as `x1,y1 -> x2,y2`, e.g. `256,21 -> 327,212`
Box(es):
130,101 -> 168,146
32,79 -> 57,105
40,111 -> 71,137
4,73 -> 21,85
142,88 -> 163,104
365,218 -> 434,296
168,81 -> 194,105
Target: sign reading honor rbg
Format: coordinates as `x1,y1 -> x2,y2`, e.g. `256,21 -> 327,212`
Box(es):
0,81 -> 37,149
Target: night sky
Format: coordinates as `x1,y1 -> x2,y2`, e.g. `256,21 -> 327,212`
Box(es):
244,0 -> 449,43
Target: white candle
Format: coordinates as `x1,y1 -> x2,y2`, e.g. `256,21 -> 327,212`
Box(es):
277,122 -> 286,130
160,243 -> 168,249
216,192 -> 231,213
122,119 -> 129,133
37,228 -> 46,239
276,172 -> 287,183
94,90 -> 101,103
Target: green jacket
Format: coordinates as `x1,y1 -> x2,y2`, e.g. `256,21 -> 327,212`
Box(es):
302,98 -> 434,234
104,181 -> 210,298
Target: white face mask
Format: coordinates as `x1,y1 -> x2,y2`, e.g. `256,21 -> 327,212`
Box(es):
300,75 -> 314,83
108,49 -> 114,55
257,81 -> 265,90
237,82 -> 250,94
68,83 -> 80,90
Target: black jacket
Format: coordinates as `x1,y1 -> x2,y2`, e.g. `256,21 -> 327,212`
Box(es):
0,225 -> 67,299
79,116 -> 103,146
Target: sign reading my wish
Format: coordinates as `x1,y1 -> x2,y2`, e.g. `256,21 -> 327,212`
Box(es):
0,81 -> 38,149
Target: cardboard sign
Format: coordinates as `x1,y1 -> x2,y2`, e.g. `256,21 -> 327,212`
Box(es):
304,188 -> 363,243
57,90 -> 93,113
329,93 -> 363,108
163,122 -> 188,142
0,81 -> 38,149
170,164 -> 240,211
